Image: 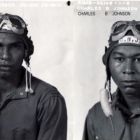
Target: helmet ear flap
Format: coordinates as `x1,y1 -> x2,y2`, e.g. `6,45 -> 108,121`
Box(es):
105,46 -> 108,52
102,46 -> 110,65
25,36 -> 34,57
24,49 -> 28,58
24,49 -> 30,63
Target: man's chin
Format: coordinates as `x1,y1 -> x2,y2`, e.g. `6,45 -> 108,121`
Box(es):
122,87 -> 140,96
0,70 -> 13,78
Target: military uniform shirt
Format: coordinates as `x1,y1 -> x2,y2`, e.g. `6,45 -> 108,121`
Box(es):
83,90 -> 140,140
0,68 -> 67,140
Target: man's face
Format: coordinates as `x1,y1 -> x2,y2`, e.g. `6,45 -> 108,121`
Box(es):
109,45 -> 140,96
0,33 -> 25,77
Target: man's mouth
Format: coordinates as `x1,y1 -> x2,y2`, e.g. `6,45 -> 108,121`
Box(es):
0,65 -> 12,71
121,80 -> 138,87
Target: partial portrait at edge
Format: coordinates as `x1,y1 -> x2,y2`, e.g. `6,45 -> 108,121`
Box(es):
83,20 -> 140,140
0,13 -> 67,140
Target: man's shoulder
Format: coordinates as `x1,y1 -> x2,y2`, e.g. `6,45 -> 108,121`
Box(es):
88,102 -> 103,117
85,101 -> 113,136
31,76 -> 62,99
87,102 -> 107,123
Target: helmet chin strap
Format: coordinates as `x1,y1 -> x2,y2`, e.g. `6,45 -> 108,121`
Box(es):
100,77 -> 113,117
25,61 -> 33,94
100,67 -> 113,117
100,68 -> 115,134
100,88 -> 115,135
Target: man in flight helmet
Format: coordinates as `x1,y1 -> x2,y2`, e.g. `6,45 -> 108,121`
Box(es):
83,20 -> 140,140
0,13 -> 67,140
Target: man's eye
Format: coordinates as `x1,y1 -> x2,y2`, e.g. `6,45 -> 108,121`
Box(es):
0,44 -> 3,47
11,44 -> 19,48
114,57 -> 124,62
11,43 -> 24,49
135,58 -> 140,62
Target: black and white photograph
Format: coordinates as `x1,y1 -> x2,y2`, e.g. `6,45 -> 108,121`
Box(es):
1,1 -> 140,140
0,1 -> 71,140
77,1 -> 140,140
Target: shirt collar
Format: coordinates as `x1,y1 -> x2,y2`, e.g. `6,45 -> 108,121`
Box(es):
112,89 -> 140,119
4,67 -> 36,100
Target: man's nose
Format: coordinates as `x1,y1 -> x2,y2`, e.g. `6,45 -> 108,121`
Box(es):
123,59 -> 135,74
1,47 -> 10,60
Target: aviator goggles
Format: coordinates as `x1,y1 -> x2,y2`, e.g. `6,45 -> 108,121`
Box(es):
103,20 -> 140,65
110,20 -> 140,42
0,13 -> 27,35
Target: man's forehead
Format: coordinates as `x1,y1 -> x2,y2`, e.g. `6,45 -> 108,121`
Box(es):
111,45 -> 140,56
0,32 -> 24,44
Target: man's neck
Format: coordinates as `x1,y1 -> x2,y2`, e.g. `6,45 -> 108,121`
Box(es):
120,90 -> 140,113
0,68 -> 23,95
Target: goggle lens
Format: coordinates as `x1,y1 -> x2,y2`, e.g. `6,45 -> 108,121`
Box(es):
0,14 -> 27,35
9,17 -> 23,29
135,24 -> 140,32
113,24 -> 127,34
